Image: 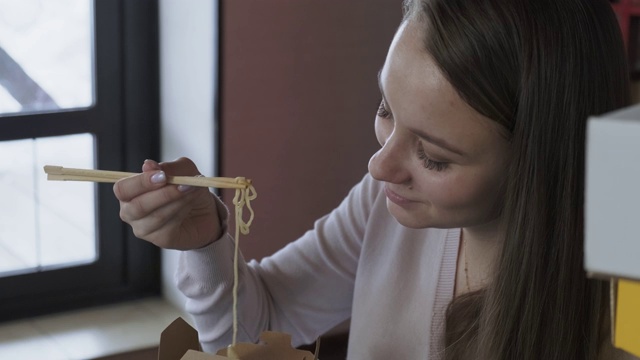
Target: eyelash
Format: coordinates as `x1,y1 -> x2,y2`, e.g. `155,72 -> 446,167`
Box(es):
418,143 -> 448,171
377,99 -> 391,119
377,100 -> 448,172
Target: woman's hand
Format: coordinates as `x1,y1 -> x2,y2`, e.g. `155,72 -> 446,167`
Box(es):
113,157 -> 223,250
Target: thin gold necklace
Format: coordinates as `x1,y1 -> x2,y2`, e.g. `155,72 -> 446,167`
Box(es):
463,231 -> 472,293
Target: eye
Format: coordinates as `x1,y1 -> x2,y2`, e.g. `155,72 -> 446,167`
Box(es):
377,99 -> 392,119
417,143 -> 448,171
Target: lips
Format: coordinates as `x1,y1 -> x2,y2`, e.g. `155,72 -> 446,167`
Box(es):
384,185 -> 415,205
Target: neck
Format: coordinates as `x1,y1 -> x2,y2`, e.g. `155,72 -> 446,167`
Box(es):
462,218 -> 503,290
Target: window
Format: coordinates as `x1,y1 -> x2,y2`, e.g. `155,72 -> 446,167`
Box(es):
0,0 -> 96,275
0,0 -> 160,321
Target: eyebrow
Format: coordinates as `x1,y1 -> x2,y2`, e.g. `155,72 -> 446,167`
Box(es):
377,69 -> 466,157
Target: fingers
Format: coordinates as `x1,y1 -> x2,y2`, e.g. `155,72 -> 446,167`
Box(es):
158,157 -> 201,177
142,159 -> 161,172
124,189 -> 199,238
113,157 -> 203,202
119,182 -> 192,223
113,157 -> 220,249
123,184 -> 218,249
113,170 -> 168,202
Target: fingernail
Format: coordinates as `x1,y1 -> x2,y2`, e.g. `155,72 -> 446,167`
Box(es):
177,185 -> 193,192
150,171 -> 166,184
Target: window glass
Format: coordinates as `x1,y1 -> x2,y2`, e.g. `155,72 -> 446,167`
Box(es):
0,133 -> 96,276
0,0 -> 97,276
0,0 -> 159,321
0,0 -> 94,115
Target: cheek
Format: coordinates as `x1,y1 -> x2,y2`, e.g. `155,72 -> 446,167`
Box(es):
422,170 -> 503,213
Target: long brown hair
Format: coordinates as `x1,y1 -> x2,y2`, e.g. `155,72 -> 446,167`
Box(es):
404,0 -> 631,359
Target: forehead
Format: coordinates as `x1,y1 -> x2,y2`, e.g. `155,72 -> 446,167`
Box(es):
380,20 -> 504,156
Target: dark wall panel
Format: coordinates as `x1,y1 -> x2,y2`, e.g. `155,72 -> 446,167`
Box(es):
220,1 -> 402,260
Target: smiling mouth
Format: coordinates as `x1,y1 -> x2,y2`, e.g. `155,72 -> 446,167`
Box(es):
384,186 -> 415,205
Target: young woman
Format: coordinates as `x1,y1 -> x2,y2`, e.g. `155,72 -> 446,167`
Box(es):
114,0 -> 637,359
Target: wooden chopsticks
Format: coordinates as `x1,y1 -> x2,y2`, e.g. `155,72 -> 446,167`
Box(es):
43,165 -> 251,189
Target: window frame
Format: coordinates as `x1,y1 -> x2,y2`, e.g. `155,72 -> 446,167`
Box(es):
0,0 -> 160,321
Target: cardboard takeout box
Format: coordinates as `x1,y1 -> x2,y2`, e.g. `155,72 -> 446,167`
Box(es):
158,317 -> 318,360
585,104 -> 640,357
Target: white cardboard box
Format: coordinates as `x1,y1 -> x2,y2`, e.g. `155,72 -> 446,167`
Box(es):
585,104 -> 640,280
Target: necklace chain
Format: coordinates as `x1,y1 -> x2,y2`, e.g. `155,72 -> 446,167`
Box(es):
463,231 -> 472,293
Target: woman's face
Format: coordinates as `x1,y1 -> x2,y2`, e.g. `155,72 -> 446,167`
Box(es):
368,20 -> 510,230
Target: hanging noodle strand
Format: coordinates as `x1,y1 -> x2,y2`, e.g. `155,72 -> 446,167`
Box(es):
228,178 -> 257,356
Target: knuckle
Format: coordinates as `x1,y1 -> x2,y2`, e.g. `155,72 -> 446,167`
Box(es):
129,198 -> 149,219
131,219 -> 156,240
176,157 -> 194,167
131,225 -> 147,240
159,188 -> 175,204
113,182 -> 124,200
119,202 -> 138,224
119,206 -> 129,222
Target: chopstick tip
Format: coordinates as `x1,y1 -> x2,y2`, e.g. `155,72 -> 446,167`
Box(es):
43,165 -> 63,174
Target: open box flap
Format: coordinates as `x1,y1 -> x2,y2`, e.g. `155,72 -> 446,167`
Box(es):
158,317 -> 203,360
159,317 -> 318,360
216,331 -> 316,360
181,350 -> 228,360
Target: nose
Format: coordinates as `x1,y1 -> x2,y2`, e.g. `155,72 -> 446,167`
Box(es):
368,135 -> 411,184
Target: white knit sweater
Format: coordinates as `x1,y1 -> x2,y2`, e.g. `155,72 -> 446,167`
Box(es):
175,173 -> 459,359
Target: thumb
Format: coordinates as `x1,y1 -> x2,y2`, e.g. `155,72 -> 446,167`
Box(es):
142,159 -> 161,172
158,157 -> 202,177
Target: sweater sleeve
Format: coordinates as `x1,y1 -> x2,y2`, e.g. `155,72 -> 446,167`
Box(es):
175,173 -> 380,353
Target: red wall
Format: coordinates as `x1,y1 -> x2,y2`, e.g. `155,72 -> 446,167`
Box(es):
220,1 -> 402,260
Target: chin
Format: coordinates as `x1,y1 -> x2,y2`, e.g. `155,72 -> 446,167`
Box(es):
387,202 -> 433,229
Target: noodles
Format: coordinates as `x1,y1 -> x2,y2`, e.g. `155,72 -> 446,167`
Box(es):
229,178 -> 257,350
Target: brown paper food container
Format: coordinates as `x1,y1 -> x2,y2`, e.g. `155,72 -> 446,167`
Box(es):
158,317 -> 318,360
